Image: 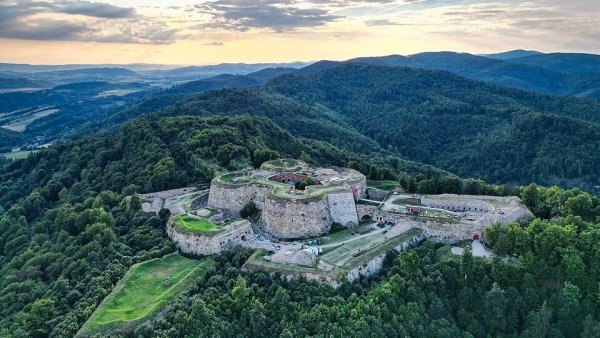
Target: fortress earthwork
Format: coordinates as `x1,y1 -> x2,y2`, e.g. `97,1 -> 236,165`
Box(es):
141,159 -> 533,284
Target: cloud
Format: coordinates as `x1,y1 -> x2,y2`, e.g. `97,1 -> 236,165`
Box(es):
0,0 -> 178,44
204,41 -> 225,46
195,0 -> 343,32
0,18 -> 89,40
0,0 -> 135,20
364,19 -> 402,26
55,1 -> 136,19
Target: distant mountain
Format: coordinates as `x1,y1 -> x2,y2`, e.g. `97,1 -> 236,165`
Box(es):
142,62 -> 310,79
246,67 -> 296,82
37,67 -> 140,77
266,62 -> 600,186
166,74 -> 259,95
509,53 -> 600,74
344,52 -> 600,98
482,49 -> 543,60
0,78 -> 49,90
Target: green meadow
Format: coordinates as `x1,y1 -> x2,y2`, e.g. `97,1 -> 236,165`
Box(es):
78,254 -> 213,336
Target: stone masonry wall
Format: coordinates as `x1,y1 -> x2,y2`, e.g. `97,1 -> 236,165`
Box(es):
261,195 -> 332,239
327,191 -> 359,227
356,204 -> 379,221
421,197 -> 492,212
207,180 -> 269,217
346,231 -> 426,282
167,219 -> 253,255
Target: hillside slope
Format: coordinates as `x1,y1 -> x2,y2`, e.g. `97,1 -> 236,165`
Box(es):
349,52 -> 600,98
267,63 -> 600,186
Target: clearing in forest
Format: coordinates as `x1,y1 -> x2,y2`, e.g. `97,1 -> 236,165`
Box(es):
78,254 -> 213,336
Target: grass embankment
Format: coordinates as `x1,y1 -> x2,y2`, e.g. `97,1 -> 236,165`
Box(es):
79,254 -> 214,336
392,197 -> 422,206
172,214 -> 226,235
244,249 -> 341,278
367,180 -> 399,191
342,228 -> 423,269
218,172 -> 252,184
315,223 -> 376,245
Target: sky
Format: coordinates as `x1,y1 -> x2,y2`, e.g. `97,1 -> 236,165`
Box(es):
1,0 -> 599,65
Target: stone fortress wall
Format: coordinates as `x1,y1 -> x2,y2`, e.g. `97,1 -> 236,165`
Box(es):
206,162 -> 368,239
326,191 -> 359,227
421,196 -> 492,212
261,195 -> 332,238
167,219 -> 253,255
207,180 -> 269,217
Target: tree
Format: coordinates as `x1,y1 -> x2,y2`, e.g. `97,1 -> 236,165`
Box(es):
417,179 -> 436,194
524,301 -> 552,338
483,283 -> 508,333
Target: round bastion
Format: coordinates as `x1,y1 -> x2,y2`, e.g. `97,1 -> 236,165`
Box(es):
207,159 -> 367,239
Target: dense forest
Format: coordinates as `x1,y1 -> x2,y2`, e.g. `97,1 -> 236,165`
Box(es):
0,128 -> 24,153
266,63 -> 600,187
1,107 -> 600,336
3,54 -> 600,337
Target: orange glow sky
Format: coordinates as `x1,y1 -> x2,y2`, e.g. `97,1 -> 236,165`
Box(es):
1,0 -> 598,65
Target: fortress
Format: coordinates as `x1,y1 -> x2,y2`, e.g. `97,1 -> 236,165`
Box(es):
141,159 -> 533,284
207,159 -> 367,239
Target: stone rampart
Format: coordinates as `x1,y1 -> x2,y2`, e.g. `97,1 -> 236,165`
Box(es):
421,196 -> 492,212
167,219 -> 253,255
207,180 -> 269,217
327,191 -> 359,226
356,203 -> 379,221
261,194 -> 332,239
346,231 -> 426,282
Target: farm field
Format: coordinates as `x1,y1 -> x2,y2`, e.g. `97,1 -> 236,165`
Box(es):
78,254 -> 213,336
1,150 -> 37,159
1,107 -> 58,132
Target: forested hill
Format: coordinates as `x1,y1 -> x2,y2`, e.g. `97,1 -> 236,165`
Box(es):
348,52 -> 600,98
266,63 -> 600,187
0,128 -> 24,152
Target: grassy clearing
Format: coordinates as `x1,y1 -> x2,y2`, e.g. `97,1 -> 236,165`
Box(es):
172,214 -> 226,234
79,254 -> 214,336
313,223 -> 375,245
244,249 -> 340,277
392,197 -> 422,205
436,239 -> 473,260
1,150 -> 37,160
367,180 -> 399,191
320,232 -> 388,266
342,228 -> 422,268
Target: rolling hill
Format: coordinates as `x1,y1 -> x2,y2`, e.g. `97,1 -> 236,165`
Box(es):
509,53 -> 600,74
349,52 -> 600,98
266,63 -> 600,186
482,49 -> 543,60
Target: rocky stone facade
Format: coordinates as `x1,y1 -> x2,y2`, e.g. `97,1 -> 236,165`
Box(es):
327,191 -> 359,227
167,219 -> 253,255
261,195 -> 332,239
207,167 -> 369,239
207,180 -> 269,217
421,196 -> 492,212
